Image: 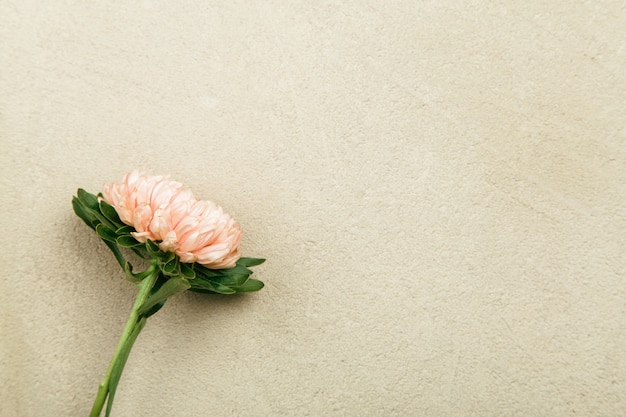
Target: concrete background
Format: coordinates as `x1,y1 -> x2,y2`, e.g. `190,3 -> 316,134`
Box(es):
1,1 -> 625,416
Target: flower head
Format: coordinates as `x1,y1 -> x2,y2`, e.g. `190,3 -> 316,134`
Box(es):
102,170 -> 242,269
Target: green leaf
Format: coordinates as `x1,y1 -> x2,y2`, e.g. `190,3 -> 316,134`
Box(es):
195,264 -> 252,278
116,225 -> 134,235
117,235 -> 143,248
124,262 -> 155,284
225,265 -> 254,276
210,282 -> 237,294
130,246 -> 150,260
72,197 -> 96,229
237,257 -> 266,267
79,198 -> 117,230
210,273 -> 250,287
145,239 -> 160,253
180,262 -> 196,279
233,278 -> 264,292
188,277 -> 235,294
73,190 -> 122,231
187,276 -> 215,291
137,276 -> 191,317
145,240 -> 173,260
77,188 -> 99,210
140,300 -> 167,318
103,240 -> 126,269
161,256 -> 179,276
187,287 -> 220,295
99,200 -> 123,227
193,267 -> 222,278
96,224 -> 118,242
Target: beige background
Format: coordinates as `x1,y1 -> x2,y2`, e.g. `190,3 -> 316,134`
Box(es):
1,1 -> 625,416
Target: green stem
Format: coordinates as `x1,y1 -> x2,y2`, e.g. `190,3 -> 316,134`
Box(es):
89,265 -> 159,417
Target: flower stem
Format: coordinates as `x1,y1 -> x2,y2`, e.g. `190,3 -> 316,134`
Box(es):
89,265 -> 159,417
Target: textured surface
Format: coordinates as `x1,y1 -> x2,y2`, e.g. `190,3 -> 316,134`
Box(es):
1,1 -> 625,416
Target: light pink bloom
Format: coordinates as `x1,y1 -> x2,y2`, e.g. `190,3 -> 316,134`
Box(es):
102,170 -> 242,269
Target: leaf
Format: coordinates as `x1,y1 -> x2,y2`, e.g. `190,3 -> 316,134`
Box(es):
210,273 -> 250,287
161,257 -> 179,276
116,225 -> 134,235
237,257 -> 266,267
145,239 -> 173,260
210,282 -> 237,294
222,265 -> 253,276
187,287 -> 219,295
103,240 -> 126,269
137,276 -> 191,317
77,188 -> 99,210
193,267 -> 222,278
140,300 -> 167,318
124,262 -> 155,284
233,278 -> 264,293
188,276 -> 216,291
188,277 -> 235,294
96,224 -> 131,269
117,235 -> 143,248
72,197 -> 96,229
78,198 -> 117,230
73,190 -> 125,232
195,264 -> 252,278
130,246 -> 150,260
180,262 -> 196,279
145,239 -> 160,253
99,200 -> 123,227
96,224 -> 118,242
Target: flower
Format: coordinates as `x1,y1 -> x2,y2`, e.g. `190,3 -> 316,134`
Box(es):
74,172 -> 264,417
102,170 -> 242,269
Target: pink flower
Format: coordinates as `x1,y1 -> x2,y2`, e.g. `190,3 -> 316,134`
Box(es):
102,170 -> 242,269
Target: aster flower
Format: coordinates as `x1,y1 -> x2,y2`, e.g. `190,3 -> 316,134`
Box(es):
72,171 -> 265,417
101,170 -> 242,269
